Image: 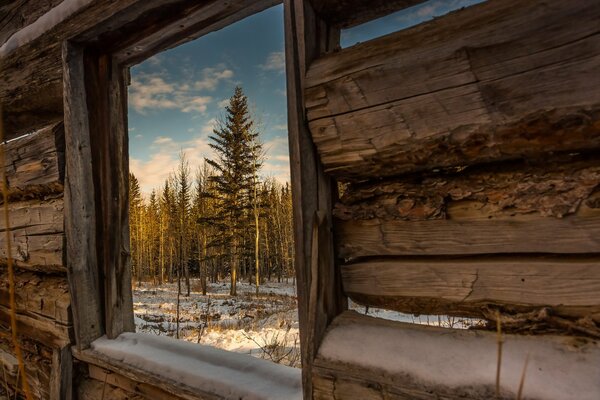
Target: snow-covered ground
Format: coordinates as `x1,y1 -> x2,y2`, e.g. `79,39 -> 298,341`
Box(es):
133,280 -> 302,367
133,279 -> 482,369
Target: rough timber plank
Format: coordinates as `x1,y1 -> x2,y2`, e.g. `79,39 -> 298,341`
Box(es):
305,0 -> 600,179
341,257 -> 600,318
74,349 -> 221,400
88,365 -> 184,400
310,0 -> 424,29
0,335 -> 54,400
50,345 -> 72,400
313,311 -> 600,400
77,377 -> 144,400
336,216 -> 600,259
0,303 -> 71,348
63,41 -> 103,349
0,199 -> 64,272
335,157 -> 600,221
0,0 -> 64,46
2,122 -> 64,201
0,0 -> 164,139
0,270 -> 70,325
285,1 -> 347,397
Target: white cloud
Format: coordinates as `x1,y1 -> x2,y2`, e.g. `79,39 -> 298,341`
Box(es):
194,67 -> 234,91
135,134 -> 143,139
259,51 -> 285,72
273,124 -> 287,131
153,136 -> 173,145
129,65 -> 234,114
217,99 -> 229,108
201,118 -> 218,135
181,96 -> 212,113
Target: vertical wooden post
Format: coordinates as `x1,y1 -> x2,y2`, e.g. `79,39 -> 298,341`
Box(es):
50,346 -> 72,400
284,1 -> 346,398
62,41 -> 104,350
85,50 -> 135,339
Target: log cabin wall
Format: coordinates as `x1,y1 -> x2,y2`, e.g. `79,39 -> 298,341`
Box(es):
303,0 -> 600,398
0,0 -> 599,399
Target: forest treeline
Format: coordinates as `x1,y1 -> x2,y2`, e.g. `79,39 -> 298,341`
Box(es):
129,87 -> 294,296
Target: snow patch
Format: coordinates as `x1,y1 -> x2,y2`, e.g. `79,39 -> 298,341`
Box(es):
91,332 -> 302,400
0,0 -> 94,57
319,313 -> 600,400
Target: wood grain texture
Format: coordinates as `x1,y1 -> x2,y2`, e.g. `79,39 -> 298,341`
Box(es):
285,1 -> 347,397
74,349 -> 221,400
336,216 -> 600,259
88,365 -> 188,400
0,0 -> 64,45
0,270 -> 70,325
313,311 -> 600,400
62,41 -> 103,350
0,335 -> 55,399
50,345 -> 72,400
335,157 -> 600,221
76,377 -> 144,400
2,122 -> 64,201
305,0 -> 600,179
341,258 -> 600,318
0,199 -> 64,272
310,0 -> 424,29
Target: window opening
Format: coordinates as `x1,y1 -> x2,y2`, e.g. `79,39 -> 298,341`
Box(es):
341,0 -> 486,48
127,4 -> 300,368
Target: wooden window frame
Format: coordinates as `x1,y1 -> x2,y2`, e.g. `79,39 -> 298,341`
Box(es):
62,0 -> 286,349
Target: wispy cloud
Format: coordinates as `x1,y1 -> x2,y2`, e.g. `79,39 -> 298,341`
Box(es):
194,67 -> 234,90
129,65 -> 234,114
259,51 -> 285,72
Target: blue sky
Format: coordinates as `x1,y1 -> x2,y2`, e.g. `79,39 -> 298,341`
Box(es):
129,0 -> 484,194
128,5 -> 288,193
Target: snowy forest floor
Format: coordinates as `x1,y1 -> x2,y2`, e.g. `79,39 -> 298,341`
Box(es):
133,279 -> 483,368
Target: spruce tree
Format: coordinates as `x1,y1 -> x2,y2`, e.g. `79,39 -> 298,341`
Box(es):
207,86 -> 262,296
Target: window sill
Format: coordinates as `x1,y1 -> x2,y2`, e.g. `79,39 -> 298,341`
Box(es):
72,332 -> 302,400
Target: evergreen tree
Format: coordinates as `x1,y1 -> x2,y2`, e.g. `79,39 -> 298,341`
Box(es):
207,86 -> 262,296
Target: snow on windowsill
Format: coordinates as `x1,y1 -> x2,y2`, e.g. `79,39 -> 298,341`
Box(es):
90,332 -> 302,400
318,312 -> 600,400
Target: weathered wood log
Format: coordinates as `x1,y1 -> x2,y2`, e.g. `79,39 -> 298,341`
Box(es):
0,270 -> 70,325
313,311 -> 600,400
284,1 -> 347,397
0,199 -> 64,272
63,41 -> 103,350
341,257 -> 600,319
305,0 -> 600,179
310,0 -> 424,29
88,365 -> 185,400
2,122 -> 64,201
74,349 -> 222,400
0,302 -> 71,347
50,345 -> 72,400
335,157 -> 600,221
0,336 -> 54,400
0,0 -> 64,46
337,215 -> 600,260
77,377 -> 145,400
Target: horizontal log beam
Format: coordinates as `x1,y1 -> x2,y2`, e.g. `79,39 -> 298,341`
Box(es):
3,122 -> 64,200
309,0 -> 424,29
341,257 -> 600,318
336,215 -> 600,259
305,0 -> 600,179
0,271 -> 70,325
0,199 -> 64,272
0,304 -> 71,348
336,156 -> 600,220
314,311 -> 600,400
